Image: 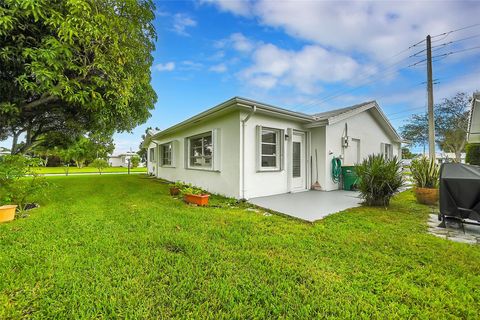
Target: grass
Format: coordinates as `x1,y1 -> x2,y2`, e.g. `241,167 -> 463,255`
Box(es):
1,175 -> 479,318
32,166 -> 146,174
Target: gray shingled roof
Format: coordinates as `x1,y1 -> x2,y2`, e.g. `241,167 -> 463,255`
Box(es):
311,101 -> 375,121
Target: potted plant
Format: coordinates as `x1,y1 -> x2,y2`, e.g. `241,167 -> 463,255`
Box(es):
0,205 -> 17,223
181,185 -> 210,206
410,157 -> 440,205
169,181 -> 184,196
0,155 -> 48,222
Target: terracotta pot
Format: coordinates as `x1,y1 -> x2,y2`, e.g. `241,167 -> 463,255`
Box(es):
0,205 -> 17,223
414,187 -> 439,205
170,187 -> 180,196
184,194 -> 210,206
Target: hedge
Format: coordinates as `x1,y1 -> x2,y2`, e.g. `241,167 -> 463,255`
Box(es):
466,143 -> 480,165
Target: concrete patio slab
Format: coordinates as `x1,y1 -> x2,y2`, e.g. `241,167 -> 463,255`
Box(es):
249,190 -> 362,222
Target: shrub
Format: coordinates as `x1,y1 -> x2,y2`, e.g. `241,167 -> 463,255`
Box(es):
355,154 -> 403,207
410,156 -> 439,188
130,155 -> 140,168
0,155 -> 49,211
91,158 -> 109,175
466,143 -> 480,165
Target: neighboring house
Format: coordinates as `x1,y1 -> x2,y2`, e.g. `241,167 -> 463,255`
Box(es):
0,148 -> 10,156
436,152 -> 466,164
468,92 -> 480,143
141,129 -> 160,175
108,152 -> 139,167
142,97 -> 402,200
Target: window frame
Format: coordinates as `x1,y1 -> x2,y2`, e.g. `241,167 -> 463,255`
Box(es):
259,127 -> 282,171
187,131 -> 213,170
382,143 -> 393,160
160,142 -> 173,167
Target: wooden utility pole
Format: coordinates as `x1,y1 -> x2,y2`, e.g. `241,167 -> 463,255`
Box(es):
426,35 -> 435,160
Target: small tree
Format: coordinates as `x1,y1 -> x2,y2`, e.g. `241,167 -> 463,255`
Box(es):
130,155 -> 140,168
54,148 -> 73,176
0,155 -> 48,211
401,147 -> 415,159
466,144 -> 480,165
91,159 -> 109,175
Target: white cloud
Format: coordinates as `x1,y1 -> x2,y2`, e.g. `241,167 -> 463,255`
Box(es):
230,33 -> 255,52
210,63 -> 228,73
173,13 -> 197,36
154,62 -> 175,72
204,1 -> 480,62
240,43 -> 369,94
200,0 -> 251,16
181,60 -> 203,70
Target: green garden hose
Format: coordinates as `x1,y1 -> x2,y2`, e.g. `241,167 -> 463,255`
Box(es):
332,157 -> 342,183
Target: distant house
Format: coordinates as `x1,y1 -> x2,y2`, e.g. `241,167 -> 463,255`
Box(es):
0,148 -> 10,156
468,92 -> 480,143
142,97 -> 402,200
108,152 -> 139,167
436,152 -> 466,164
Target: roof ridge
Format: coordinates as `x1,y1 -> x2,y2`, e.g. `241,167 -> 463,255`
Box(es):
311,100 -> 376,120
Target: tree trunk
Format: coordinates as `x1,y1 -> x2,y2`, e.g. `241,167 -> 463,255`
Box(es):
11,132 -> 18,155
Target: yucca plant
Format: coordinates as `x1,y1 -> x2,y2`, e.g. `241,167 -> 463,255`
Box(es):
410,157 -> 439,188
355,154 -> 404,207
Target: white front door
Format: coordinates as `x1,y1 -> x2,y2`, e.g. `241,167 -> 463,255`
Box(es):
292,132 -> 306,191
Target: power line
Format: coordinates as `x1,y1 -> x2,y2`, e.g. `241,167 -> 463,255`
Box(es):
431,23 -> 480,39
290,25 -> 480,114
289,38 -> 426,113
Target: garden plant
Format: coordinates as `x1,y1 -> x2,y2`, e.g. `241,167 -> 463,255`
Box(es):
355,154 -> 403,206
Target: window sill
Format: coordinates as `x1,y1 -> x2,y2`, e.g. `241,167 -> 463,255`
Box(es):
257,168 -> 282,173
160,165 -> 175,168
186,167 -> 220,173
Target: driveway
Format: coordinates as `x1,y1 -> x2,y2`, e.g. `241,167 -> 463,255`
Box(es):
249,190 -> 362,222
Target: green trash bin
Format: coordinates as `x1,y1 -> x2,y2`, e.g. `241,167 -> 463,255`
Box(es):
341,166 -> 358,191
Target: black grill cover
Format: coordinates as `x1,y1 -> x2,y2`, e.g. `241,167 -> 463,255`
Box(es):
439,163 -> 480,222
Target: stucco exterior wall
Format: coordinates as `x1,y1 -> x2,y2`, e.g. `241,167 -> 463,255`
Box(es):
310,126 -> 327,190
323,109 -> 401,191
109,157 -> 123,167
241,112 -> 309,199
153,111 -> 242,198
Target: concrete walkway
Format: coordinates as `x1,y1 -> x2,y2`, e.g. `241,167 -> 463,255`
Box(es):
249,190 -> 362,222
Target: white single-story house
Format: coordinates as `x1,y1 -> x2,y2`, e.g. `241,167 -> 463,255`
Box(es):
468,92 -> 480,143
108,152 -> 139,167
142,97 -> 402,200
436,152 -> 466,164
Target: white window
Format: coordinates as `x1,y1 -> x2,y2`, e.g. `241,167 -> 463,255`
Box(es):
160,143 -> 172,166
188,132 -> 213,169
259,127 -> 281,170
149,148 -> 155,162
382,143 -> 393,160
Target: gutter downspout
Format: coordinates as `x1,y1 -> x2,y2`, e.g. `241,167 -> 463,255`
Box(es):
241,105 -> 257,200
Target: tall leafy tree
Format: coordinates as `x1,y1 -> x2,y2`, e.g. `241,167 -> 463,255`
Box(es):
400,113 -> 429,154
400,92 -> 472,162
0,0 -> 157,154
435,92 -> 470,162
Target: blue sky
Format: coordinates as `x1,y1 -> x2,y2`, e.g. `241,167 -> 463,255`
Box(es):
2,0 -> 480,154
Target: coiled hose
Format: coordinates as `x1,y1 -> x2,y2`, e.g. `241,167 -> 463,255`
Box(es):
331,157 -> 342,183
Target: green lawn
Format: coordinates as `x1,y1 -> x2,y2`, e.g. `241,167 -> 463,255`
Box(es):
33,166 -> 147,174
1,175 -> 479,318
